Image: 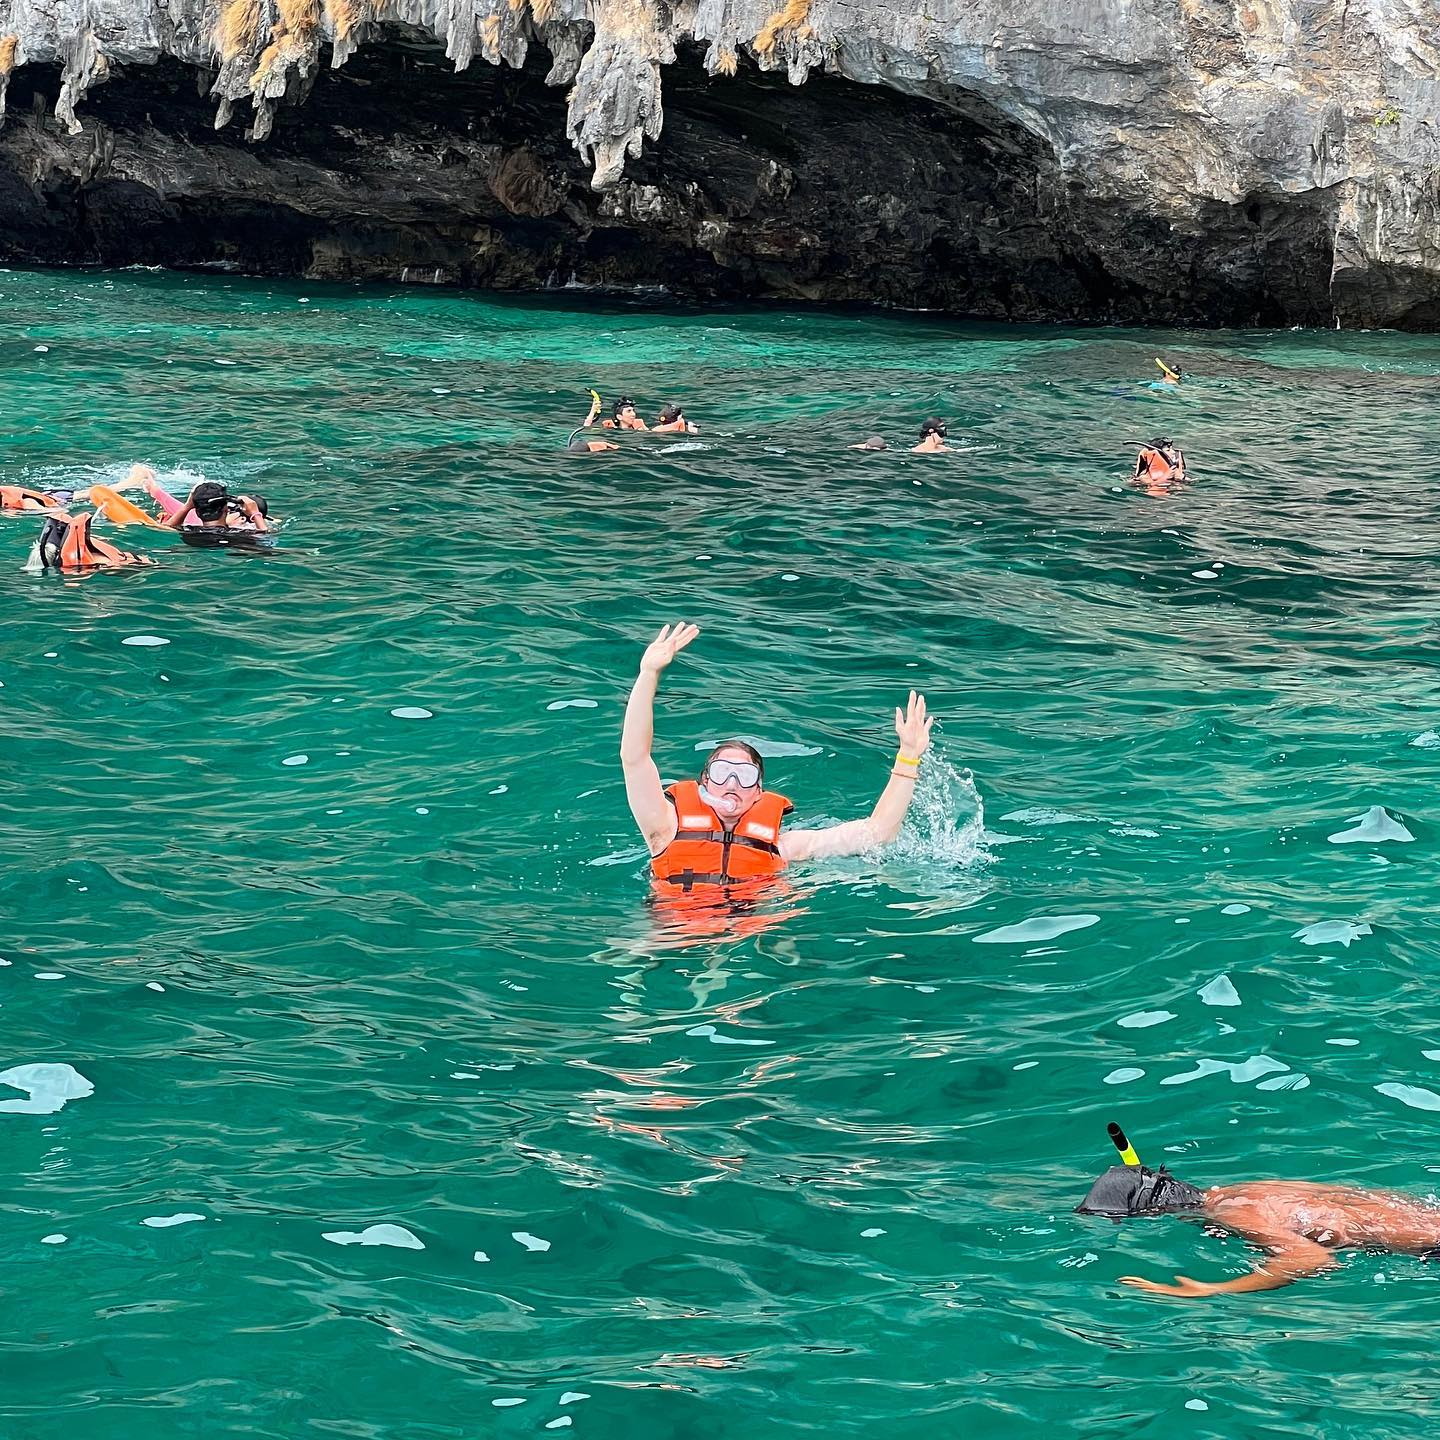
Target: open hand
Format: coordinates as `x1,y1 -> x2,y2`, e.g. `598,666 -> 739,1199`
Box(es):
640,622 -> 700,676
1119,1274 -> 1218,1297
894,690 -> 934,760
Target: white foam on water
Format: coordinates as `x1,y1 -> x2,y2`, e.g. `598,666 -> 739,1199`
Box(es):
473,1251 -> 490,1262
0,1063 -> 94,1115
1410,731 -> 1440,749
1328,806 -> 1414,844
1294,920 -> 1371,948
35,972 -> 65,980
915,985 -> 937,994
1058,1253 -> 1097,1268
41,1234 -> 67,1244
1103,1068 -> 1146,1084
142,1213 -> 206,1228
281,754 -> 309,767
1376,1082 -> 1440,1113
975,914 -> 1099,944
1198,974 -> 1241,1006
415,807 -> 429,815
390,706 -> 433,719
490,785 -> 509,795
546,1420 -> 573,1430
492,1398 -> 526,1408
1117,1010 -> 1176,1029
146,982 -> 165,992
560,1393 -> 590,1405
1191,569 -> 1219,579
998,807 -> 1096,826
322,1224 -> 424,1249
1329,1038 -> 1361,1047
513,1231 -> 551,1252
859,1227 -> 888,1239
1162,1055 -> 1287,1086
1110,825 -> 1159,838
1185,1400 -> 1209,1412
545,699 -> 599,711
121,635 -> 169,647
1013,1061 -> 1039,1071
1255,1073 -> 1310,1091
686,1024 -> 773,1046
1221,903 -> 1251,915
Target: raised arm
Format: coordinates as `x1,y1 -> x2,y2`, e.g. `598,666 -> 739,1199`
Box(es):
780,691 -> 935,863
160,485 -> 201,530
621,623 -> 699,855
583,390 -> 602,428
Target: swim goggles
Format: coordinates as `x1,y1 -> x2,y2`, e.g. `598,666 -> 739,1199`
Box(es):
705,759 -> 761,788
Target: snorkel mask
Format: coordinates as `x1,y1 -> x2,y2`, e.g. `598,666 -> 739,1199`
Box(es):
1075,1122 -> 1206,1218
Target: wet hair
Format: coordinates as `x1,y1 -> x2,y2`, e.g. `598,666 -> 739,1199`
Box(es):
1075,1165 -> 1206,1218
919,418 -> 948,440
568,436 -> 591,452
1150,437 -> 1174,450
859,436 -> 887,450
704,739 -> 765,784
241,492 -> 269,518
613,396 -> 636,420
190,481 -> 230,523
658,404 -> 685,425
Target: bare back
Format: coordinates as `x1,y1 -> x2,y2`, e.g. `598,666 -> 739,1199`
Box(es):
1208,1181 -> 1440,1252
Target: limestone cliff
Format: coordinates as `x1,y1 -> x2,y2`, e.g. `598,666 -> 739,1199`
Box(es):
0,0 -> 1436,327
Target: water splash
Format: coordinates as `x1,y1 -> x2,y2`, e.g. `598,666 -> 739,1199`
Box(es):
891,754 -> 989,868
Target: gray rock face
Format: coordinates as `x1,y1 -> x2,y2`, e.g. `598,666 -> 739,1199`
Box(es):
0,0 -> 1436,326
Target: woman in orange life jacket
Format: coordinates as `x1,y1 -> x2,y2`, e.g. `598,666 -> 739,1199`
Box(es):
621,623 -> 936,890
1133,437 -> 1186,492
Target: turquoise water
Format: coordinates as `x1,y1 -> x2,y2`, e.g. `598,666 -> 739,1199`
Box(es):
4,267 -> 1440,1438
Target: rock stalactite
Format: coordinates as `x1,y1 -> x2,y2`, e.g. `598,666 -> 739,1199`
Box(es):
0,0 -> 1435,328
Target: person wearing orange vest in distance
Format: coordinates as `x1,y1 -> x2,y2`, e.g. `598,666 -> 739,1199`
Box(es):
584,391 -> 649,432
1133,437 -> 1186,488
0,484 -> 67,511
621,623 -> 936,888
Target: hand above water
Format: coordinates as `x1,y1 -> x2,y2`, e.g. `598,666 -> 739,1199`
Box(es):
895,690 -> 934,760
640,622 -> 700,677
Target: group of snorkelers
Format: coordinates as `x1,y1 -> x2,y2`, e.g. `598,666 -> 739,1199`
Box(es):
626,623 -> 1439,1302
0,464 -> 273,573
574,359 -> 1188,476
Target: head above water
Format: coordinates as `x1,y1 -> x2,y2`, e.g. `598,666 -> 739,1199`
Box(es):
919,418 -> 948,441
191,481 -> 230,523
1076,1164 -> 1207,1219
614,396 -> 637,422
658,403 -> 684,425
700,740 -> 766,824
859,435 -> 888,450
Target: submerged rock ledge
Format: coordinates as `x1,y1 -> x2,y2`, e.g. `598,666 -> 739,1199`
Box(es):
0,0 -> 1436,327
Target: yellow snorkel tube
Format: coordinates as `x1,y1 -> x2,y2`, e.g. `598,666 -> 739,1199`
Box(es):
1107,1120 -> 1142,1167
1154,358 -> 1180,382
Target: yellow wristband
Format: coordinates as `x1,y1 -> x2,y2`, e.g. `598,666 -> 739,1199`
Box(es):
895,752 -> 920,767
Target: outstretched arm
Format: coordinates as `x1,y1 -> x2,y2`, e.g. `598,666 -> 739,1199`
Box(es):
621,623 -> 699,855
780,691 -> 935,863
160,486 -> 200,530
1120,1230 -> 1337,1298
583,390 -> 603,428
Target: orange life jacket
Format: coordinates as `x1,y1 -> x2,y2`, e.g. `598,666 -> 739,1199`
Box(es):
1,485 -> 60,511
38,513 -> 144,572
651,779 -> 792,889
1138,446 -> 1180,482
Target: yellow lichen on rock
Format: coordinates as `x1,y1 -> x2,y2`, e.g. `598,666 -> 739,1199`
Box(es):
712,45 -> 736,75
216,0 -> 265,60
323,0 -> 361,42
0,35 -> 18,74
754,0 -> 809,56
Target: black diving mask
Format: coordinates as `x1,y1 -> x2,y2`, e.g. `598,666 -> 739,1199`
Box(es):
1076,1164 -> 1205,1218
